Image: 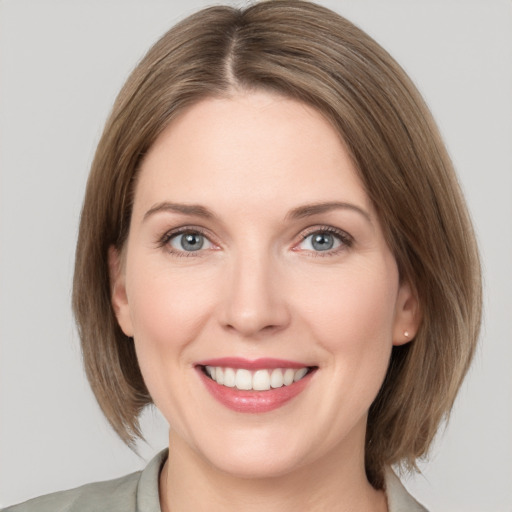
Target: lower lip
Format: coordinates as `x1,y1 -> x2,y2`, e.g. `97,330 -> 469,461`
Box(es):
197,369 -> 313,413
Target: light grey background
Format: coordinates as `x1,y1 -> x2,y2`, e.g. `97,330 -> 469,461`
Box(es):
1,0 -> 511,510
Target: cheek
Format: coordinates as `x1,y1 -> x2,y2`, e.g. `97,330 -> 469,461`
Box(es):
125,263 -> 215,416
124,258 -> 227,414
297,261 -> 399,356
126,256 -> 213,340
298,262 -> 399,424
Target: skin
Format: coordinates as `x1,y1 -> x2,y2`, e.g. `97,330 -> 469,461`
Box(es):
110,91 -> 419,512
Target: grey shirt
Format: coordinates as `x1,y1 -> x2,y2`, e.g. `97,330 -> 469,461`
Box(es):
2,450 -> 428,511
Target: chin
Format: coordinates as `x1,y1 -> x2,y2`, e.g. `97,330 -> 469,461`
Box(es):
183,422 -> 310,480
207,447 -> 306,480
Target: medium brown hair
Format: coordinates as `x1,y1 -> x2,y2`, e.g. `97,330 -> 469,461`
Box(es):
73,0 -> 481,488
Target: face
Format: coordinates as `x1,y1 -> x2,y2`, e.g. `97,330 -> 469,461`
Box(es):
111,91 -> 418,479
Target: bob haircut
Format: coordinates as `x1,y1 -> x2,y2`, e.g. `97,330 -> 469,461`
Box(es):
73,0 -> 481,488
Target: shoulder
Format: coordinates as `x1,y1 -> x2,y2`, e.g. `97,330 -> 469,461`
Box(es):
384,468 -> 429,512
1,450 -> 167,512
1,471 -> 140,512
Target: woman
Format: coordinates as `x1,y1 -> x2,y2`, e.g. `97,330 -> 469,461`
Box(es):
3,1 -> 481,511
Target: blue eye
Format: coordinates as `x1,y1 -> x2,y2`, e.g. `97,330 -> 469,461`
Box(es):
169,232 -> 212,252
310,232 -> 336,251
298,229 -> 350,253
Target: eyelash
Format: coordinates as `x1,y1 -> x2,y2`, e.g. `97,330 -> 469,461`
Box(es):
157,225 -> 353,257
297,225 -> 353,257
157,226 -> 215,258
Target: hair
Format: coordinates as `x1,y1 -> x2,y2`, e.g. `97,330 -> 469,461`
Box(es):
72,0 -> 481,488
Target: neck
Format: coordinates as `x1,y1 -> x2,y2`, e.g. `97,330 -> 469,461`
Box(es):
159,428 -> 387,512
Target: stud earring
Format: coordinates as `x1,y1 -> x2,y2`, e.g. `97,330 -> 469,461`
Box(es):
404,330 -> 410,338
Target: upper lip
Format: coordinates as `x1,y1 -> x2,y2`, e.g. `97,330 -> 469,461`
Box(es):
195,357 -> 312,370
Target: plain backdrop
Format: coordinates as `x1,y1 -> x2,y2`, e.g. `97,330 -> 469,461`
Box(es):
1,0 -> 511,510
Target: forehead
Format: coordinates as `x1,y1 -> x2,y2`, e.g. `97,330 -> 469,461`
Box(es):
134,91 -> 372,217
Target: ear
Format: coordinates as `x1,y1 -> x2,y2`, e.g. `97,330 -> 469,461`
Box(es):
392,280 -> 421,346
108,245 -> 134,337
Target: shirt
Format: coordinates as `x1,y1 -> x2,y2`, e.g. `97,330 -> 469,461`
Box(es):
2,450 -> 428,511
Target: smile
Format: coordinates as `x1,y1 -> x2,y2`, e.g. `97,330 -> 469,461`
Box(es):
203,366 -> 310,391
196,358 -> 317,413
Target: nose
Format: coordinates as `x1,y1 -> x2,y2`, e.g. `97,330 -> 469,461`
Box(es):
218,250 -> 291,338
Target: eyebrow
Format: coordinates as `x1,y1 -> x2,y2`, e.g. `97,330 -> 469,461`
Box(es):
286,201 -> 372,223
143,202 -> 214,221
143,200 -> 371,224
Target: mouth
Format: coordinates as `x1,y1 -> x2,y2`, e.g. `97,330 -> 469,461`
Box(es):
199,365 -> 314,391
195,358 -> 317,413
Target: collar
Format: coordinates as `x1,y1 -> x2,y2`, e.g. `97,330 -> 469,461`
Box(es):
135,450 -> 428,512
384,468 -> 429,511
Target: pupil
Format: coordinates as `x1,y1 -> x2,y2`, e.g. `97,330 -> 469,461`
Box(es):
182,233 -> 203,251
312,233 -> 333,251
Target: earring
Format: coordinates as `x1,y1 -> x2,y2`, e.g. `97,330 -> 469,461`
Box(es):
404,330 -> 410,338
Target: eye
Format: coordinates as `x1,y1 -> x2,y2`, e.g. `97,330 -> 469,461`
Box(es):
167,231 -> 214,253
296,228 -> 352,253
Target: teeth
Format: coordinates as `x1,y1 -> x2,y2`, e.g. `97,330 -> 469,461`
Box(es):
204,366 -> 310,391
253,370 -> 271,391
224,368 -> 236,388
235,369 -> 252,390
270,368 -> 283,388
283,368 -> 295,386
294,368 -> 308,382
